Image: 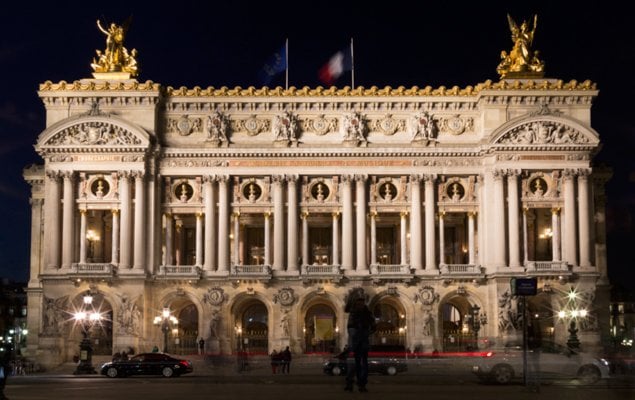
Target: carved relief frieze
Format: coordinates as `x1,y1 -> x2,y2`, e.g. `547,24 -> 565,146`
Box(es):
341,112 -> 367,146
167,115 -> 203,136
272,111 -> 299,146
46,121 -> 143,146
407,111 -> 438,146
372,114 -> 406,136
303,114 -> 338,135
205,111 -> 229,146
497,120 -> 590,145
438,114 -> 474,135
163,159 -> 228,168
232,115 -> 271,136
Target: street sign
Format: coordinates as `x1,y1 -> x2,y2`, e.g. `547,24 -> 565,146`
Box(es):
510,277 -> 537,296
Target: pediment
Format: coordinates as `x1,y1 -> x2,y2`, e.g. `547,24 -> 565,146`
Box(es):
36,114 -> 151,154
492,114 -> 599,147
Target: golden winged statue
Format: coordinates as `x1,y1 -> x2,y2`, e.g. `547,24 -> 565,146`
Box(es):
91,17 -> 139,78
497,14 -> 544,79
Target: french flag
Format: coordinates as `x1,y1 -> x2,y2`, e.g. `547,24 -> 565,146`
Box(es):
318,46 -> 353,86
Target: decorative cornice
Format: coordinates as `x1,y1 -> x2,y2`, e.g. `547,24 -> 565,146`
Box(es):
37,79 -> 596,96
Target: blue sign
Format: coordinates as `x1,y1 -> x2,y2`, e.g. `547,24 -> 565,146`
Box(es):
510,277 -> 537,296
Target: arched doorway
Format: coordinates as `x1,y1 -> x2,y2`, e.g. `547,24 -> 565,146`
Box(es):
304,303 -> 338,354
527,292 -> 555,344
238,301 -> 268,354
176,304 -> 199,355
441,296 -> 481,351
68,292 -> 113,358
371,300 -> 406,346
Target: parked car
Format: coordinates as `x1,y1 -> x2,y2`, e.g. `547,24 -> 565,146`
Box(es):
472,341 -> 610,384
100,352 -> 193,378
323,345 -> 408,376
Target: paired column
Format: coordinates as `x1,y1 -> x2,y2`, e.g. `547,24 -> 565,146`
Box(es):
79,210 -> 87,264
332,212 -> 340,266
233,212 -> 241,265
29,198 -> 44,280
355,175 -> 367,271
44,171 -> 61,269
287,175 -> 299,272
203,176 -> 216,271
111,210 -> 119,265
370,211 -> 377,265
341,175 -> 354,270
217,176 -> 229,272
468,212 -> 476,265
133,172 -> 146,271
165,213 -> 174,265
578,170 -> 591,267
264,212 -> 271,265
563,169 -> 578,266
195,213 -> 203,266
551,208 -> 561,261
119,172 -> 132,269
400,212 -> 408,265
438,212 -> 445,264
492,169 -> 507,268
423,175 -> 437,271
61,171 -> 75,269
409,175 -> 423,270
507,171 -> 521,268
272,175 -> 285,270
301,212 -> 309,266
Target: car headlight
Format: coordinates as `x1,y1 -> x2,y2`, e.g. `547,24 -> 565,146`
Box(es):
599,358 -> 609,367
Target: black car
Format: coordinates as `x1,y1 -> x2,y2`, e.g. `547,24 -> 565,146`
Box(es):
100,352 -> 193,378
323,345 -> 408,376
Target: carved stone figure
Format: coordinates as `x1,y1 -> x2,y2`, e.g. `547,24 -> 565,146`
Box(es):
341,112 -> 367,144
423,312 -> 435,336
209,309 -> 221,338
43,296 -> 67,335
280,310 -> 290,337
272,111 -> 298,142
92,18 -> 139,76
497,14 -> 544,78
205,111 -> 229,144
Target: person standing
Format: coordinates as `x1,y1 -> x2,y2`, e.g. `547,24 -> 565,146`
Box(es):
0,349 -> 10,400
344,295 -> 376,393
281,346 -> 292,374
198,338 -> 205,355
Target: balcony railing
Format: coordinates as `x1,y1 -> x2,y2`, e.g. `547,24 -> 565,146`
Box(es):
157,265 -> 202,279
70,263 -> 117,277
525,261 -> 570,272
370,264 -> 411,274
301,264 -> 341,275
440,264 -> 483,275
231,264 -> 272,278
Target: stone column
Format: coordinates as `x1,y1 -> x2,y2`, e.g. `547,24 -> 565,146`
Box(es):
217,176 -> 229,272
552,208 -> 561,262
79,210 -> 87,264
370,211 -> 377,266
287,175 -> 299,272
233,212 -> 241,265
133,172 -> 146,271
61,171 -> 75,269
578,170 -> 591,267
301,212 -> 309,267
119,171 -> 132,269
563,169 -> 578,266
196,213 -> 203,266
400,211 -> 408,265
424,175 -> 437,271
468,212 -> 476,265
29,198 -> 44,280
341,175 -> 354,270
438,212 -> 445,265
272,175 -> 285,271
164,213 -> 173,265
44,171 -> 61,269
409,175 -> 423,270
492,169 -> 506,268
355,175 -> 368,271
264,212 -> 271,266
203,176 -> 216,271
111,210 -> 119,265
332,212 -> 340,266
522,209 -> 528,265
507,171 -> 521,268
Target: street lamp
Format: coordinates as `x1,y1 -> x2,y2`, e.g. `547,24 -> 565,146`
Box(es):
73,292 -> 102,375
154,306 -> 178,353
467,304 -> 487,350
557,287 -> 587,349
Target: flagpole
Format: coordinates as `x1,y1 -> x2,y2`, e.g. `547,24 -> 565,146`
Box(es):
350,37 -> 355,90
285,38 -> 289,90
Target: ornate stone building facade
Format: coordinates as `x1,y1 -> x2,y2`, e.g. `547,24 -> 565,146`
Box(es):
22,21 -> 611,368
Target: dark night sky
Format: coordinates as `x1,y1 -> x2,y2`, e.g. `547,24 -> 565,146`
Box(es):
1,1 -> 633,289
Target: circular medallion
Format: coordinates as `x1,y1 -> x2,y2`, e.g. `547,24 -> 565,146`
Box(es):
378,182 -> 398,201
177,116 -> 193,136
311,182 -> 330,201
91,178 -> 110,197
312,117 -> 330,135
243,182 -> 262,202
244,117 -> 260,136
175,182 -> 194,202
446,182 -> 465,201
447,116 -> 466,135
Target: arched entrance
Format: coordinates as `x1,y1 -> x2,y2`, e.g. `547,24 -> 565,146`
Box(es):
371,299 -> 406,346
237,301 -> 268,354
68,292 -> 113,358
304,303 -> 338,354
527,292 -> 555,343
177,304 -> 199,355
441,296 -> 481,351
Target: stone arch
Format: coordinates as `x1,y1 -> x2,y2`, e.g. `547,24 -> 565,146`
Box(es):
369,292 -> 407,347
438,289 -> 487,351
230,292 -> 272,354
66,289 -> 114,358
490,114 -> 599,148
298,291 -> 341,354
154,290 -> 204,354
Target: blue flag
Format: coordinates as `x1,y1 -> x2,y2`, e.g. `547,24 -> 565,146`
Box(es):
258,43 -> 287,86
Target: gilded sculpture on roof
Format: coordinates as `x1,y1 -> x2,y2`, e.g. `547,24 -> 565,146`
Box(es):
91,18 -> 139,78
497,14 -> 544,79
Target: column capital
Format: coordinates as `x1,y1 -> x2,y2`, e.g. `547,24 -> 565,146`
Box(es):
492,168 -> 506,181
202,174 -> 217,184
400,211 -> 409,217
271,175 -> 286,184
45,169 -> 62,180
61,170 -> 76,180
369,210 -> 377,217
409,174 -> 422,184
130,170 -> 145,180
577,168 -> 591,180
562,168 -> 578,180
422,174 -> 437,183
551,207 -> 561,215
354,174 -> 368,183
285,174 -> 299,184
332,211 -> 340,218
264,211 -> 272,219
301,210 -> 309,219
467,211 -> 478,217
30,198 -> 44,207
217,174 -> 230,184
112,208 -> 120,215
340,174 -> 354,184
506,169 -> 522,179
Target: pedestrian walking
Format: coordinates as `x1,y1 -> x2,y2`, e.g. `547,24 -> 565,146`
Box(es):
281,346 -> 292,374
270,350 -> 280,374
198,338 -> 205,355
344,294 -> 376,393
0,349 -> 11,400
